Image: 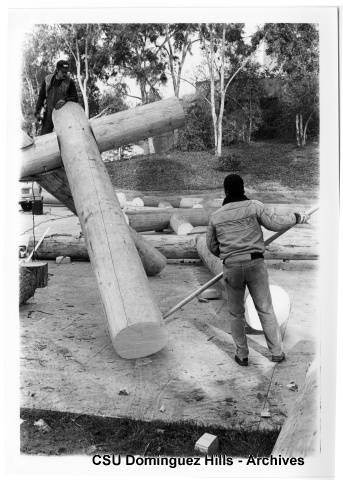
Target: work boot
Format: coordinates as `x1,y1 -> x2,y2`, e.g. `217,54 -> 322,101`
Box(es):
271,352 -> 286,363
234,355 -> 248,367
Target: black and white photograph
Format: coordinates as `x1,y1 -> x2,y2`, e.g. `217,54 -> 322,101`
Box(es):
2,3 -> 340,479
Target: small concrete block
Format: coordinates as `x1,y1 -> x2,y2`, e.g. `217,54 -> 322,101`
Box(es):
56,256 -> 71,264
194,433 -> 219,455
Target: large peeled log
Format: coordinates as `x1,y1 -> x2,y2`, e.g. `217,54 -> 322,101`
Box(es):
29,233 -> 317,262
52,102 -> 167,359
20,97 -> 185,180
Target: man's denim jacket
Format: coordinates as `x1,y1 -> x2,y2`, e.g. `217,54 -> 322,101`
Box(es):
206,200 -> 297,261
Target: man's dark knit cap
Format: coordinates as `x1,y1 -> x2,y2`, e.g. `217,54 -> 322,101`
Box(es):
56,60 -> 69,70
223,174 -> 245,196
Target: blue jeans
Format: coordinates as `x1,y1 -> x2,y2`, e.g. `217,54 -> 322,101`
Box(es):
223,258 -> 283,360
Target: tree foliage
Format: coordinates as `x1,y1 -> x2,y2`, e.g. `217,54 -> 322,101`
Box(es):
254,23 -> 319,146
101,24 -> 168,104
199,23 -> 256,156
21,22 -> 319,152
21,24 -> 106,126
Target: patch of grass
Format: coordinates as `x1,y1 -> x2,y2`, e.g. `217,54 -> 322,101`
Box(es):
20,408 -> 279,457
105,141 -> 319,194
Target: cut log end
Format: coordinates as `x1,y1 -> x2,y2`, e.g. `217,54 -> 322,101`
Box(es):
113,323 -> 168,359
20,261 -> 48,288
19,266 -> 37,305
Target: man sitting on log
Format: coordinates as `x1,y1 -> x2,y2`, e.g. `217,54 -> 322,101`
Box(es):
35,60 -> 79,135
206,174 -> 309,366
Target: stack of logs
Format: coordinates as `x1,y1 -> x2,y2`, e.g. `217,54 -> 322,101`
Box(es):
28,202 -> 318,266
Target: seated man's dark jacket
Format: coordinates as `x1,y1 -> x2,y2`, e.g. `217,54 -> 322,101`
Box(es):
35,74 -> 78,134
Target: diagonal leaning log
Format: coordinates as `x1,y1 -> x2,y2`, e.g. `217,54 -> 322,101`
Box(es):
52,103 -> 167,359
20,97 -> 186,277
34,167 -> 167,276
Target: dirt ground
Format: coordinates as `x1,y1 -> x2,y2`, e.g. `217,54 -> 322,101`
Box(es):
19,199 -> 318,455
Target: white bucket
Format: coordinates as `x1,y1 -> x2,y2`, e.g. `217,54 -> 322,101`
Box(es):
245,284 -> 291,331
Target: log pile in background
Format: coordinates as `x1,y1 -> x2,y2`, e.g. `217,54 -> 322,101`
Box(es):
34,168 -> 167,276
28,229 -> 317,263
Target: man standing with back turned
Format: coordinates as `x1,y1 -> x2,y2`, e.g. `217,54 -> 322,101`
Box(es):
35,60 -> 79,135
206,174 -> 309,366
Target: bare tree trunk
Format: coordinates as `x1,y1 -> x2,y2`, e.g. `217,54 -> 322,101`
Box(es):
216,25 -> 226,158
24,69 -> 36,110
83,32 -> 89,118
75,39 -> 89,119
201,24 -> 251,156
208,27 -> 218,152
302,111 -> 314,147
296,113 -> 309,148
139,82 -> 154,154
148,137 -> 155,154
248,90 -> 252,143
299,114 -> 303,146
296,114 -> 301,147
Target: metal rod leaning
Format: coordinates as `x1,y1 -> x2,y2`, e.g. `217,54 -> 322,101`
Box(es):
26,227 -> 50,262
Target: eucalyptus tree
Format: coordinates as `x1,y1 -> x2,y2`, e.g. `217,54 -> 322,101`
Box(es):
53,23 -> 104,118
101,24 -> 168,105
22,24 -> 105,120
254,23 -> 319,147
199,23 -> 254,156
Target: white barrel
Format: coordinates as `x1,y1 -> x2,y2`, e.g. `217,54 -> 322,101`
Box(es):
245,284 -> 291,331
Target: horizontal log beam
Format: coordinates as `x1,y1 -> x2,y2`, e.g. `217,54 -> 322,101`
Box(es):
20,97 -> 185,180
29,233 -> 318,262
126,207 -> 214,232
169,214 -> 194,235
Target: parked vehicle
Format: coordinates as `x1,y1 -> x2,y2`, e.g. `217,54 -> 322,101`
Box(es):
19,182 -> 43,212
